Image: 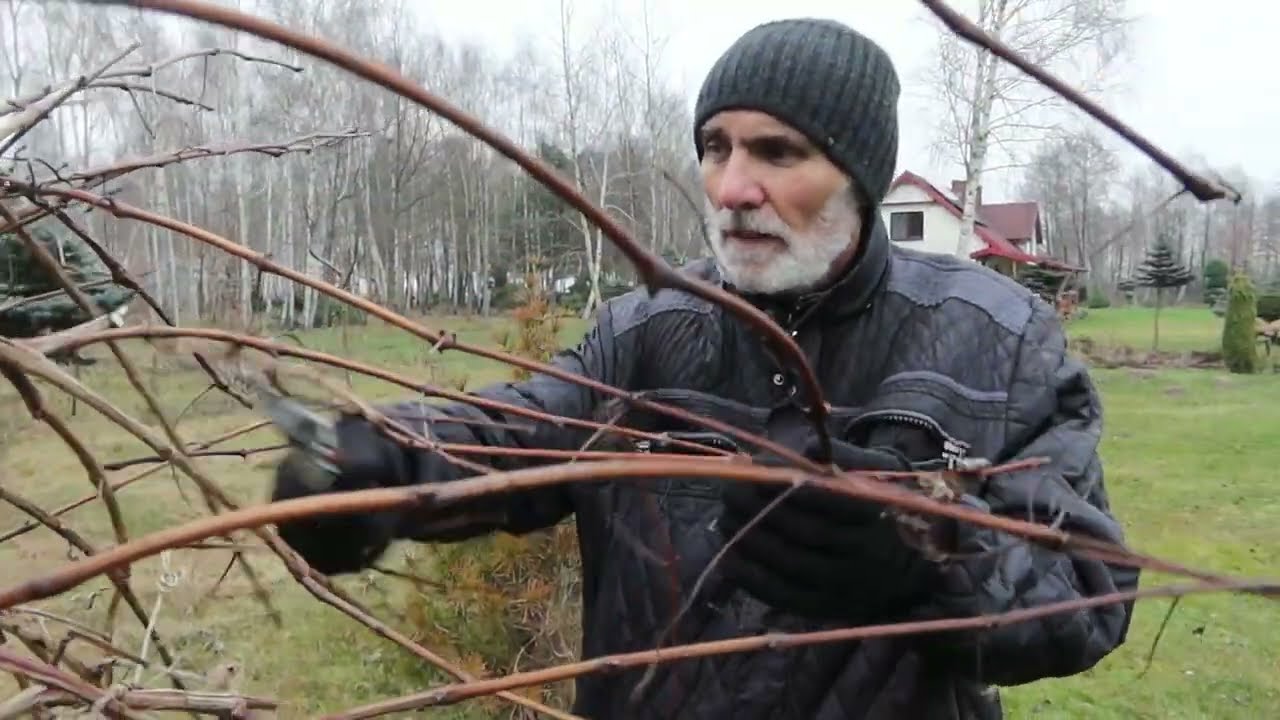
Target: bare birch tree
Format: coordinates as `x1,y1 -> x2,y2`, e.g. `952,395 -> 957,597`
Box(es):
923,0 -> 1133,257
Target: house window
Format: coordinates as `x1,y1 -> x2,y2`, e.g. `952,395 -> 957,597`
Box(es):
890,211 -> 924,242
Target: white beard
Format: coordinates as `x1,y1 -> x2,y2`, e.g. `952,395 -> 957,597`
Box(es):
703,189 -> 862,296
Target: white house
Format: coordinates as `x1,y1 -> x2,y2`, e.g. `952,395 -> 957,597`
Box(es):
879,171 -> 1074,278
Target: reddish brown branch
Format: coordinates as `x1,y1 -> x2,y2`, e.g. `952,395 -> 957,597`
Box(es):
918,0 -> 1240,203
1,458 -> 1266,611
0,642 -> 277,716
0,363 -> 131,547
44,320 -> 740,462
0,357 -> 133,638
327,578 -> 1280,719
100,442 -> 722,471
11,313 -> 125,355
1,612 -> 106,682
4,605 -> 118,641
63,0 -> 837,463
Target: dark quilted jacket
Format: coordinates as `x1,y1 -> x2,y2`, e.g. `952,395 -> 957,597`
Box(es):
313,216 -> 1139,719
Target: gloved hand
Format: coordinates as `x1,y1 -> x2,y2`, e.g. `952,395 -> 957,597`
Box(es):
271,414 -> 416,575
717,433 -> 946,623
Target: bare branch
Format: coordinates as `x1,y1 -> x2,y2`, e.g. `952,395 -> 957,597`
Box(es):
920,0 -> 1241,203
0,45 -> 302,116
0,42 -> 140,156
61,129 -> 369,186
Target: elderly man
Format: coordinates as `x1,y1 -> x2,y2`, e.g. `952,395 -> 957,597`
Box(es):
270,17 -> 1138,719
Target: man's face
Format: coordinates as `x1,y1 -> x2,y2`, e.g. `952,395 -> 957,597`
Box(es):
699,110 -> 862,295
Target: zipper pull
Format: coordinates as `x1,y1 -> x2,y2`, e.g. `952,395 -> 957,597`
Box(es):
943,438 -> 968,470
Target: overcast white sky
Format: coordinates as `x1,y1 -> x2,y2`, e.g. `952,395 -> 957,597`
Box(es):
408,0 -> 1279,204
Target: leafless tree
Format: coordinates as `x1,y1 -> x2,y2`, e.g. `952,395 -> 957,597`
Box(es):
922,0 -> 1133,256
1019,127 -> 1120,274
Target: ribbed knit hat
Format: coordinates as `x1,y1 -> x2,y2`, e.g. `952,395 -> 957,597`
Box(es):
694,18 -> 901,206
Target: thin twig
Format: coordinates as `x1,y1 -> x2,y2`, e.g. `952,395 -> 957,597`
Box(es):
0,46 -> 301,117
0,43 -> 141,157
0,421 -> 271,544
62,129 -> 368,187
46,323 -> 740,460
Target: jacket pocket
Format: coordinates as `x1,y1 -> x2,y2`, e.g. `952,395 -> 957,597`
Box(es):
842,370 -> 1009,471
844,407 -> 970,471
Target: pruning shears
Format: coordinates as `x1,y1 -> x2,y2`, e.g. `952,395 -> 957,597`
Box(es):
256,385 -> 344,492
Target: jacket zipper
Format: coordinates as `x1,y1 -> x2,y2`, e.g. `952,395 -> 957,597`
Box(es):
847,409 -> 972,470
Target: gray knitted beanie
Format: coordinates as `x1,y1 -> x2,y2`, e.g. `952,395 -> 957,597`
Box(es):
693,18 -> 901,206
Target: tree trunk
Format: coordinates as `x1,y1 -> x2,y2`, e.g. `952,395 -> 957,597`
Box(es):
955,0 -> 1009,257
1153,289 -> 1162,352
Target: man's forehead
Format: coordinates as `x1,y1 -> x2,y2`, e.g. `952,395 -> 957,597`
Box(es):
700,110 -> 808,141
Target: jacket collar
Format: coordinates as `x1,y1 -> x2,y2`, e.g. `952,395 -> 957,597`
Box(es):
720,211 -> 891,331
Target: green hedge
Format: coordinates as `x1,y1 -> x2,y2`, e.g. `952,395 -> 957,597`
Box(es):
1256,293 -> 1280,322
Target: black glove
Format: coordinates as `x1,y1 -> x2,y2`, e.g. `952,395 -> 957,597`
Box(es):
718,434 -> 946,623
271,414 -> 415,575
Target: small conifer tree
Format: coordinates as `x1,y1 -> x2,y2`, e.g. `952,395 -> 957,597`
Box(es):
1134,235 -> 1193,351
0,225 -> 135,338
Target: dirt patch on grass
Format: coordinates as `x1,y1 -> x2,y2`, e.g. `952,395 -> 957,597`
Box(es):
1071,336 -> 1225,370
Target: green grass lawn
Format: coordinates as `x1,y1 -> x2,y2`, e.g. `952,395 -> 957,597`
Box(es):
0,306 -> 1276,718
1068,304 -> 1226,353
1001,366 -> 1279,718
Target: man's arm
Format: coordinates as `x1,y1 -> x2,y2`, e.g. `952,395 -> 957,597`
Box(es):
382,298 -> 644,538
271,291 -> 653,572
909,299 -> 1140,685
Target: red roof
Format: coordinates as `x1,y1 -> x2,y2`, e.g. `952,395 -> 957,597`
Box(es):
978,202 -> 1039,242
886,171 -> 1079,272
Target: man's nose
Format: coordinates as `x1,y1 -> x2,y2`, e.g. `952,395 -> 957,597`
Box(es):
713,156 -> 765,210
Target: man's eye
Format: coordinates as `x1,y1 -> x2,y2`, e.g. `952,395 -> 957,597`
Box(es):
759,141 -> 800,163
704,139 -> 728,158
